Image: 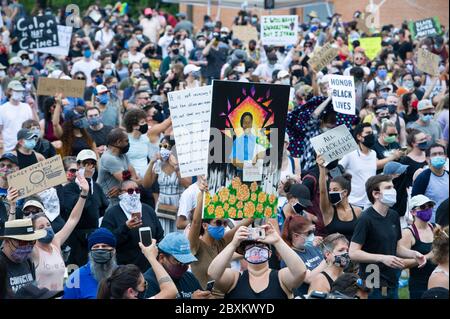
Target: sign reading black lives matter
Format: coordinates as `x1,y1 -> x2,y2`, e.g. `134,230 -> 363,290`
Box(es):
310,125 -> 358,166
14,16 -> 59,51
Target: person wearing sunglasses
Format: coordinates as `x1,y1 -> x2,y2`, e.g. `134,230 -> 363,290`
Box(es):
399,195 -> 437,299
308,233 -> 351,295
0,218 -> 46,294
101,179 -> 164,272
281,215 -> 326,297
0,153 -> 19,201
408,100 -> 443,146
373,120 -> 403,174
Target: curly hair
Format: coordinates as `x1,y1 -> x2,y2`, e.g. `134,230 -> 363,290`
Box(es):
60,121 -> 95,158
122,109 -> 147,133
432,226 -> 449,265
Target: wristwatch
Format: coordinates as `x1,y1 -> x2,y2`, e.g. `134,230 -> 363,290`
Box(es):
80,193 -> 88,199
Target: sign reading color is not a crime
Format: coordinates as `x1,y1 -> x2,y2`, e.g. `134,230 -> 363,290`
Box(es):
310,125 -> 358,166
7,156 -> 67,200
14,16 -> 59,51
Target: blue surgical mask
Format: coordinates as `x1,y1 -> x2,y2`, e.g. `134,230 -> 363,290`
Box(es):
421,114 -> 433,123
377,69 -> 387,79
380,91 -> 389,100
431,156 -> 446,169
104,69 -> 113,77
95,76 -> 104,85
87,116 -> 102,127
304,233 -> 315,248
24,139 -> 37,150
84,50 -> 92,58
39,227 -> 55,244
97,94 -> 109,105
403,80 -> 414,89
207,225 -> 225,240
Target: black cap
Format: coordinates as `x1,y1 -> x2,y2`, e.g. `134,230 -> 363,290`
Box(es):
15,285 -> 64,299
288,184 -> 312,207
0,153 -> 18,165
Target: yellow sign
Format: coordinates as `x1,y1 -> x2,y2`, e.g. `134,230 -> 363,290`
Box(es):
348,37 -> 382,61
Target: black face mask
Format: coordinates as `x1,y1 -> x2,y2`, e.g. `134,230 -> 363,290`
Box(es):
387,104 -> 397,114
292,69 -> 304,78
414,80 -> 422,88
138,124 -> 148,135
417,141 -> 429,151
117,143 -> 130,154
172,48 -> 179,55
362,133 -> 375,148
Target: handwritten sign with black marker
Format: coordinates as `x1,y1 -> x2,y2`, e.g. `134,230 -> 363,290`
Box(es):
7,155 -> 67,200
310,125 -> 358,166
329,75 -> 356,115
14,16 -> 59,51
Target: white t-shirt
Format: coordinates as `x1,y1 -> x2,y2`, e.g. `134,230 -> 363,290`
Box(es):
177,182 -> 200,219
253,63 -> 284,81
128,51 -> 146,64
95,29 -> 115,49
339,148 -> 377,208
71,59 -> 101,87
140,18 -> 161,44
0,101 -> 33,152
158,35 -> 174,59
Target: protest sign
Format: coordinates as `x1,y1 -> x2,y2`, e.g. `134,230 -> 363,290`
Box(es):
308,43 -> 339,72
329,75 -> 356,115
204,81 -> 289,219
310,125 -> 358,166
232,25 -> 259,44
34,25 -> 73,56
14,16 -> 59,51
7,156 -> 67,200
168,86 -> 212,178
348,37 -> 382,61
417,48 -> 440,76
261,15 -> 298,46
37,77 -> 85,98
409,17 -> 443,39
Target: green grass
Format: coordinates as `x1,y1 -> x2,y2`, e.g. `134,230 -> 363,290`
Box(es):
399,287 -> 410,299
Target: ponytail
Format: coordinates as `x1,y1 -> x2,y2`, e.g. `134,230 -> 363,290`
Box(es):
97,278 -> 112,299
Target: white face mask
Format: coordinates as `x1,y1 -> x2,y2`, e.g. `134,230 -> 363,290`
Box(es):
380,188 -> 397,207
11,91 -> 23,101
281,78 -> 290,86
0,70 -> 5,77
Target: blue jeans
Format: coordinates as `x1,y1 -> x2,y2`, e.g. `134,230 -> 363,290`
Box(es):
369,287 -> 399,299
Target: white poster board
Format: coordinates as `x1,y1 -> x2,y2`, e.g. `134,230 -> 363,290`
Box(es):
329,75 -> 356,115
261,15 -> 298,46
168,86 -> 212,178
310,125 -> 358,166
34,25 -> 73,57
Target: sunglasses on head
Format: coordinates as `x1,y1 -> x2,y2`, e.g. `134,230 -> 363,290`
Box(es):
124,188 -> 140,195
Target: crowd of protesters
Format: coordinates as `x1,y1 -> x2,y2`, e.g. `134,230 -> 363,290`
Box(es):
0,2 -> 448,300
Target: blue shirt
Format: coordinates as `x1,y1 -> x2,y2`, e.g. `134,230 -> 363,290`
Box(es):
63,262 -> 99,299
229,133 -> 257,163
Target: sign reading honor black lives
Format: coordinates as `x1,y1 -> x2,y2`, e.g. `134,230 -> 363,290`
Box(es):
13,16 -> 59,52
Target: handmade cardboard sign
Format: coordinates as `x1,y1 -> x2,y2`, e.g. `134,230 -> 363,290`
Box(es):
14,16 -> 59,51
308,43 -> 339,72
417,48 -> 440,76
37,78 -> 85,98
261,15 -> 298,46
329,75 -> 356,115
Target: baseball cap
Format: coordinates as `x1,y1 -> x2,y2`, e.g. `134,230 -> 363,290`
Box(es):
0,153 -> 18,165
417,99 -> 433,111
158,232 -> 198,264
383,162 -> 408,175
23,200 -> 46,212
9,56 -> 22,65
288,184 -> 312,207
183,64 -> 201,75
17,128 -> 38,141
76,149 -> 97,162
410,195 -> 436,209
65,109 -> 84,122
220,27 -> 230,33
95,85 -> 108,95
277,70 -> 290,79
7,80 -> 25,91
15,285 -> 63,299
144,8 -> 153,16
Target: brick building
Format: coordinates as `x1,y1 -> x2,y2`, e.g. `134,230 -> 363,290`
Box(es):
178,0 -> 448,32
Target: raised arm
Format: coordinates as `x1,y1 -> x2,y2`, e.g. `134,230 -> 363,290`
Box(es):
317,155 -> 333,223
139,241 -> 178,299
52,94 -> 64,139
54,173 -> 89,247
148,118 -> 172,136
142,158 -> 158,189
188,190 -> 204,255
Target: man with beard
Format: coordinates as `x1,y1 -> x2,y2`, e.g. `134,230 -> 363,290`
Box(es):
63,228 -> 117,299
143,232 -> 211,299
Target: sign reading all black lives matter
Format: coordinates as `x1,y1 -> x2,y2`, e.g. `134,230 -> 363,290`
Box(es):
15,16 -> 59,51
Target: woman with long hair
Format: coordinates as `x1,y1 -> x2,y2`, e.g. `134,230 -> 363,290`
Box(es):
59,109 -> 97,158
114,50 -> 130,81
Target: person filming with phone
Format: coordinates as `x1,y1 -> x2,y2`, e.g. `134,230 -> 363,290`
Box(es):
101,180 -> 164,272
207,224 -> 307,299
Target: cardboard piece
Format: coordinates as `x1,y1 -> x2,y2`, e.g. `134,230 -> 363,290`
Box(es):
37,78 -> 85,98
409,17 -> 443,39
34,25 -> 73,57
168,86 -> 212,178
310,125 -> 358,166
417,48 -> 440,76
7,156 -> 67,200
329,75 -> 356,115
308,43 -> 339,72
261,15 -> 298,46
232,25 -> 259,44
14,16 -> 59,51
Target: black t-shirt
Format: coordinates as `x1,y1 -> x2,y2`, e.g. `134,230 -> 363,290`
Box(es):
205,45 -> 228,79
436,198 -> 449,227
400,156 -> 427,188
351,207 -> 402,288
395,41 -> 413,61
71,137 -> 92,157
373,140 -> 401,174
0,251 -> 35,294
143,268 -> 202,299
87,125 -> 113,147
